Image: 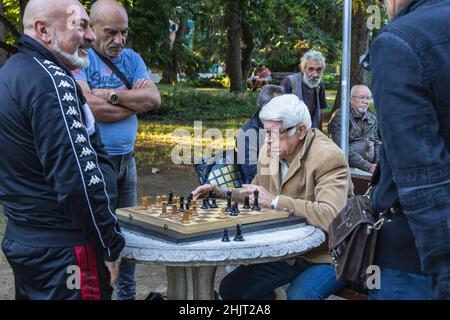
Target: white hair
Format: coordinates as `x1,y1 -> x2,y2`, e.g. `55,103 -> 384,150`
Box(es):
259,94 -> 312,136
300,50 -> 326,73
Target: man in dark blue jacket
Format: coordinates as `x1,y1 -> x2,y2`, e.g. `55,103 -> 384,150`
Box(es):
370,0 -> 450,299
0,0 -> 125,300
236,85 -> 284,183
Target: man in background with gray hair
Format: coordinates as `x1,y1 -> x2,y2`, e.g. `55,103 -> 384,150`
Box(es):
281,50 -> 328,130
193,94 -> 351,299
236,84 -> 284,183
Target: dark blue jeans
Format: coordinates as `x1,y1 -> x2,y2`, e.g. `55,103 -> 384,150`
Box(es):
369,267 -> 433,300
109,152 -> 137,300
219,258 -> 348,300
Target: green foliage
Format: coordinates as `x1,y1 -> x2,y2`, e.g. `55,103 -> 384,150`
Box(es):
322,73 -> 339,91
141,90 -> 258,121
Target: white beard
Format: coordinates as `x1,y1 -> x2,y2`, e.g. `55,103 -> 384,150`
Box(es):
52,40 -> 90,70
302,75 -> 322,89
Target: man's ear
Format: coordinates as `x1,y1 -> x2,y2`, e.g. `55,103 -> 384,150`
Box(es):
297,124 -> 308,140
35,20 -> 52,44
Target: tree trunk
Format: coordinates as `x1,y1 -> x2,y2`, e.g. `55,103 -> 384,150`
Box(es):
241,18 -> 254,82
162,15 -> 189,84
225,1 -> 245,92
332,4 -> 370,113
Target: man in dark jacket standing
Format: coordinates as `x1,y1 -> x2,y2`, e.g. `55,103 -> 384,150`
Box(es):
0,0 -> 125,299
280,50 -> 328,130
370,0 -> 450,299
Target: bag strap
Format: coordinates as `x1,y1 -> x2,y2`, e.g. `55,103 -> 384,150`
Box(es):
92,48 -> 133,90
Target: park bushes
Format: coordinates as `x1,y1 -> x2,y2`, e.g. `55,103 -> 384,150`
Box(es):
140,90 -> 258,121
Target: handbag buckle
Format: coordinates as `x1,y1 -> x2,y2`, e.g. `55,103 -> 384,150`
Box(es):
373,217 -> 385,230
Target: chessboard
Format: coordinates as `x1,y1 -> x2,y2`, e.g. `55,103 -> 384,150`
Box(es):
116,193 -> 306,243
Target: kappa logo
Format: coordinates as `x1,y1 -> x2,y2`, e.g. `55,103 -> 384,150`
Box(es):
48,65 -> 63,71
54,71 -> 66,77
58,80 -> 73,89
43,60 -> 52,65
84,161 -> 97,172
62,92 -> 76,102
80,147 -> 93,157
66,106 -> 78,116
88,175 -> 102,186
70,120 -> 83,130
75,134 -> 87,144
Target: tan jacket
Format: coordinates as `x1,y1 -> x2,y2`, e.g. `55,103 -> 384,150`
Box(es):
233,129 -> 351,264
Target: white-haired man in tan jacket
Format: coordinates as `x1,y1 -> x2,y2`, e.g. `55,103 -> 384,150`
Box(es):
193,94 -> 352,300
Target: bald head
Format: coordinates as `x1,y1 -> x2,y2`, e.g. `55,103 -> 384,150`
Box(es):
22,0 -> 95,70
90,0 -> 128,26
90,0 -> 129,58
350,85 -> 372,113
23,0 -> 85,34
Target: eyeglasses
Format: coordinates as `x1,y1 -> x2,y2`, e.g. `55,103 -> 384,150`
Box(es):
351,95 -> 372,101
265,125 -> 297,136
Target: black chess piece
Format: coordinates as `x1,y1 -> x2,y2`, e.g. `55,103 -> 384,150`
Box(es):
201,198 -> 209,209
243,196 -> 250,209
221,228 -> 230,242
225,190 -> 233,212
233,202 -> 240,214
233,224 -> 244,241
168,191 -> 174,205
209,191 -> 218,209
179,195 -> 185,212
252,190 -> 261,211
187,193 -> 193,206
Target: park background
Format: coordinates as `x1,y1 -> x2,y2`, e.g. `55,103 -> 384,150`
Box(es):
0,0 -> 384,299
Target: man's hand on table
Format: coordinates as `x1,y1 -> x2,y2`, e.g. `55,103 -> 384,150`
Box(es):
240,184 -> 276,209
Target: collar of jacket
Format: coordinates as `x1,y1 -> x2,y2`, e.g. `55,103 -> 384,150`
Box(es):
269,128 -> 316,193
394,0 -> 435,20
19,35 -> 87,104
350,105 -> 373,123
251,111 -> 264,129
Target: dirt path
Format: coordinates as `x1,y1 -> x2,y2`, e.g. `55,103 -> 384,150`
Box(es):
0,166 -> 227,300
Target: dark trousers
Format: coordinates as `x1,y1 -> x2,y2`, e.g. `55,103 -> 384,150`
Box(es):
2,237 -> 112,300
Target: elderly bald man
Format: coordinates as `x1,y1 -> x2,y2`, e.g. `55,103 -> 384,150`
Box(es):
73,0 -> 160,300
0,0 -> 125,300
193,94 -> 351,300
328,84 -> 381,174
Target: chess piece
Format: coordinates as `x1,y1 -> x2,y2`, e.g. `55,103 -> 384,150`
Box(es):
141,196 -> 150,209
201,198 -> 209,209
233,202 -> 240,214
179,195 -> 185,212
187,193 -> 193,207
252,190 -> 261,211
181,209 -> 191,224
225,190 -> 233,212
170,204 -> 179,218
221,228 -> 230,242
159,202 -> 169,218
191,204 -> 198,217
210,192 -> 218,209
243,196 -> 251,209
233,224 -> 244,241
156,196 -> 161,206
217,207 -> 228,219
167,191 -> 174,205
162,195 -> 168,203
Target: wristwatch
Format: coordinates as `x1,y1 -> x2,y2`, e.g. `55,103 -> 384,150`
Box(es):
107,89 -> 120,105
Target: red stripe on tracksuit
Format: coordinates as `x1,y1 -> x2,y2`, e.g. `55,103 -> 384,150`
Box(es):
75,244 -> 101,300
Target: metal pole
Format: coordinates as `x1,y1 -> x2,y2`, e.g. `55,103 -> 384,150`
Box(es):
340,0 -> 352,159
